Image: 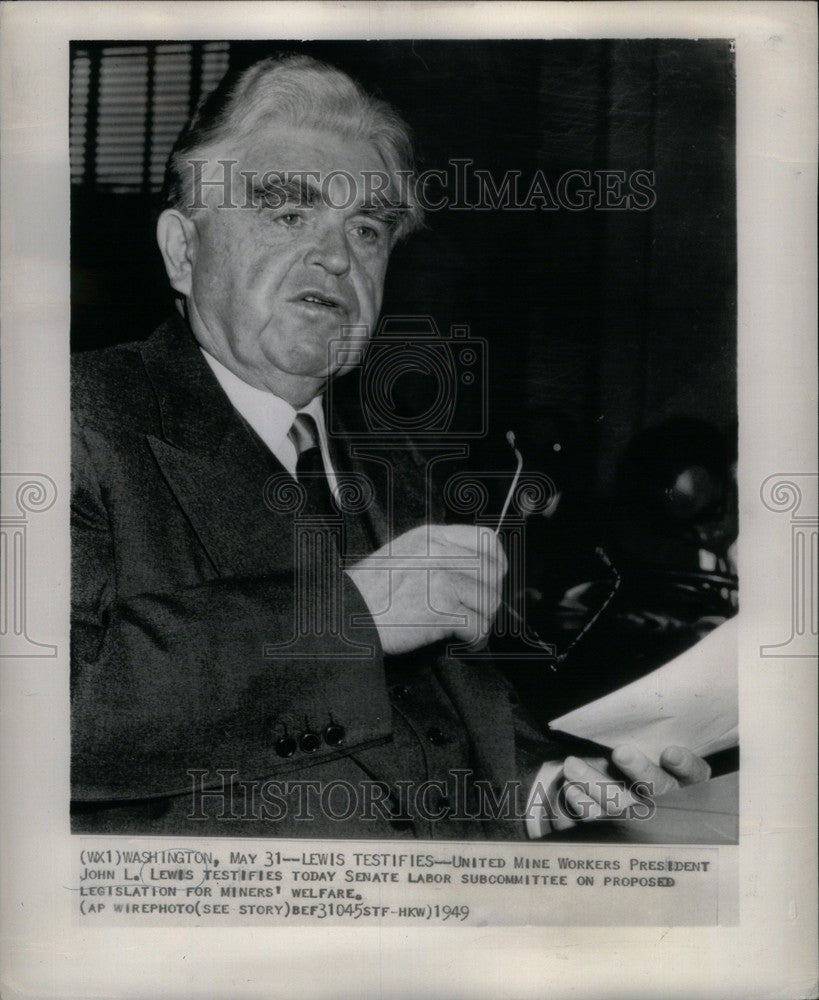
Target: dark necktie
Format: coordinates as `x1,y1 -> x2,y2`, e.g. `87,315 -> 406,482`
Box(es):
289,412 -> 338,523
289,411 -> 375,562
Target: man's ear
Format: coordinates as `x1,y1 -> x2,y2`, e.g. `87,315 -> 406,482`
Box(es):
156,209 -> 198,297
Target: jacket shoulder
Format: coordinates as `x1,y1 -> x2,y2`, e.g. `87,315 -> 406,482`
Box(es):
72,339 -> 157,433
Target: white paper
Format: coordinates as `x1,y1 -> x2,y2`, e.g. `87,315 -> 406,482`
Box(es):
550,618 -> 739,762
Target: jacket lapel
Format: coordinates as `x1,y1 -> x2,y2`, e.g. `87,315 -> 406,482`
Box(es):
141,316 -> 298,578
139,317 -> 430,576
327,398 -> 433,550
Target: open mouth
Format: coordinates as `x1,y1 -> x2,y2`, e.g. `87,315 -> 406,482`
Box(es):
298,292 -> 341,309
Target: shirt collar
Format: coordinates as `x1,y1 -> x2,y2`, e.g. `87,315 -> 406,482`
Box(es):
200,348 -> 325,454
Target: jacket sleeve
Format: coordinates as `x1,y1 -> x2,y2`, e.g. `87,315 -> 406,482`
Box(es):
71,418 -> 391,802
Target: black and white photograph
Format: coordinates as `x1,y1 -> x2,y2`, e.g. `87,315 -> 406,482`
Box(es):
1,2 -> 816,997
69,38 -> 739,843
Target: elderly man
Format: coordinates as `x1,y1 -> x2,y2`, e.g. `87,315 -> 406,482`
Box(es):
71,54 -> 708,839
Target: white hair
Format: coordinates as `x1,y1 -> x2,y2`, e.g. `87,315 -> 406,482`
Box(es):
163,53 -> 423,241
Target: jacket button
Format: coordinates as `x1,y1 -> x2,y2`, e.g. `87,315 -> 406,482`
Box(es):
274,735 -> 296,758
300,731 -> 321,754
426,727 -> 449,746
392,685 -> 410,702
323,723 -> 346,747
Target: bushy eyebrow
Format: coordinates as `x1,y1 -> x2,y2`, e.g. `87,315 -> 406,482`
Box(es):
355,202 -> 410,230
250,172 -> 409,229
251,174 -> 319,208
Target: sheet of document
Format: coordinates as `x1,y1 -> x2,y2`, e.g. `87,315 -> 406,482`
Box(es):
550,617 -> 738,762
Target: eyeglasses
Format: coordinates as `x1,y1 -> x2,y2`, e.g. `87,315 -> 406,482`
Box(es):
493,430 -> 622,671
554,545 -> 622,667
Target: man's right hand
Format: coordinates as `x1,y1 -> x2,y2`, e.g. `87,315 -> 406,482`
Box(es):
345,524 -> 507,655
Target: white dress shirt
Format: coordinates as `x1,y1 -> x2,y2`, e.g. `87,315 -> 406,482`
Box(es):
200,348 -> 340,497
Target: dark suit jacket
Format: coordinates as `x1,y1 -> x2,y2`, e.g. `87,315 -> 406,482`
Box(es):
71,315 -> 562,839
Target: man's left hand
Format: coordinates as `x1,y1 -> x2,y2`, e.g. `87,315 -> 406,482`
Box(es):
553,744 -> 711,829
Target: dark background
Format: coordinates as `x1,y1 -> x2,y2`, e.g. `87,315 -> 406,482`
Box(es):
70,38 -> 736,500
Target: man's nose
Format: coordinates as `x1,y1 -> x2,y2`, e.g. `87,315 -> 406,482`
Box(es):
305,220 -> 351,276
